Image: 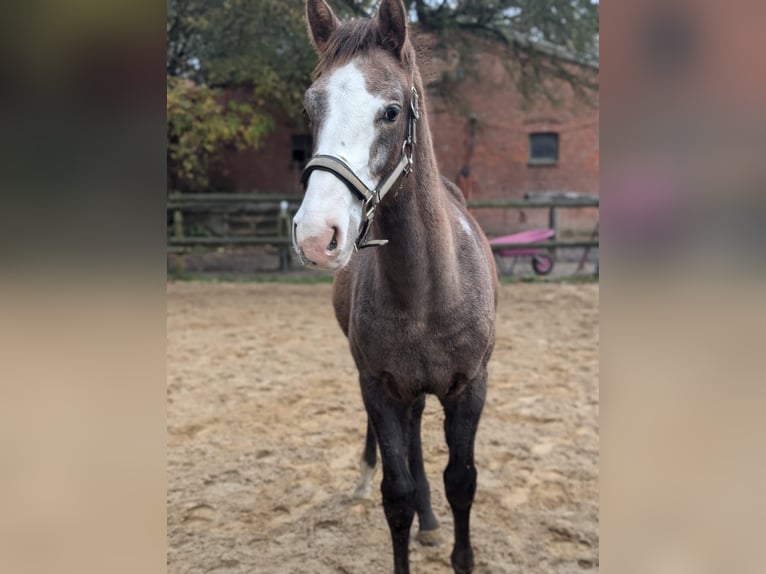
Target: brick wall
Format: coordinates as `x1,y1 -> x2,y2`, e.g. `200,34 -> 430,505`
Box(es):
213,88 -> 307,197
426,44 -> 599,235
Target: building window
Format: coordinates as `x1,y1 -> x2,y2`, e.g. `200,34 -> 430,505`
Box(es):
528,132 -> 559,165
291,134 -> 313,165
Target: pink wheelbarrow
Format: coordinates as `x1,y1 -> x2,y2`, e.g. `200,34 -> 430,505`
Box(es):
489,229 -> 555,276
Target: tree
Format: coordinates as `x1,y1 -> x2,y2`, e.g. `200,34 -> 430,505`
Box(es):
167,1 -> 317,192
411,0 -> 599,103
168,0 -> 320,123
168,0 -> 598,115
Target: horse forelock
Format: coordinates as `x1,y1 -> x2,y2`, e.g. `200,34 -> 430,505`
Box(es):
313,17 -> 417,80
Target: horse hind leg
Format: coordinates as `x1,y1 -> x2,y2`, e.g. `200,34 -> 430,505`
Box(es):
409,393 -> 442,546
442,371 -> 487,574
353,417 -> 377,499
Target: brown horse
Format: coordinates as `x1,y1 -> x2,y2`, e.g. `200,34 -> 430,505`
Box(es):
292,1 -> 497,572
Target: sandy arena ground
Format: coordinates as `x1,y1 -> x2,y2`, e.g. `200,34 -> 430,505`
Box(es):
167,282 -> 599,573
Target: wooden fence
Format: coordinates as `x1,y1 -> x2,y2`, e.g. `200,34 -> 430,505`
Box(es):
167,192 -> 599,271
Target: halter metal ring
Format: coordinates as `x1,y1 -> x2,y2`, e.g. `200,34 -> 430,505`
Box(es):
402,140 -> 414,172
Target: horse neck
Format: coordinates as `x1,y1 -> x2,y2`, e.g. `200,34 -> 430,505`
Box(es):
370,105 -> 459,304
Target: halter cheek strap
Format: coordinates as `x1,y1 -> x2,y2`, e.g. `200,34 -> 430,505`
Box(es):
300,87 -> 420,250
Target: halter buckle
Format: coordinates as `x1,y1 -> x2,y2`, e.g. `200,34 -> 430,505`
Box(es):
410,86 -> 420,120
402,140 -> 414,174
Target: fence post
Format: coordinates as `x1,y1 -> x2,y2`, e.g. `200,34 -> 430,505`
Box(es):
278,201 -> 291,272
173,209 -> 184,240
171,209 -> 186,276
548,206 -> 559,261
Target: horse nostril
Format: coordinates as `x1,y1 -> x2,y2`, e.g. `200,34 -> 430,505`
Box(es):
327,227 -> 338,251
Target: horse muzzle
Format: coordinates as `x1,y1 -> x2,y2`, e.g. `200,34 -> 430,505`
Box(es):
292,216 -> 346,269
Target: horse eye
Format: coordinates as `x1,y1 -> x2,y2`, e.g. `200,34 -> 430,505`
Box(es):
383,105 -> 400,122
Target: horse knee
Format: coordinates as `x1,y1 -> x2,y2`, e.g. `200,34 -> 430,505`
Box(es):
444,462 -> 477,511
381,474 -> 417,527
381,474 -> 417,505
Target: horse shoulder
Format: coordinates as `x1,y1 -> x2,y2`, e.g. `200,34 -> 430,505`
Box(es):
443,187 -> 499,310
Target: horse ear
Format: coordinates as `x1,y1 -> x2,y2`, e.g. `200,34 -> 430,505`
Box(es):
306,0 -> 339,54
376,0 -> 408,56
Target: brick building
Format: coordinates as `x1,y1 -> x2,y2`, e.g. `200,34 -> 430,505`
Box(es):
220,39 -> 599,237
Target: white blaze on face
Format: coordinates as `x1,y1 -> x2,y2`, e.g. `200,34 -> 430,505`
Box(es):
293,61 -> 384,269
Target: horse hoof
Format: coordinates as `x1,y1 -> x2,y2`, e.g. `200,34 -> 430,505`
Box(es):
416,528 -> 443,546
451,553 -> 474,574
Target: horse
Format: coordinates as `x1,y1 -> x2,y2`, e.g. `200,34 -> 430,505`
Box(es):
292,1 -> 497,572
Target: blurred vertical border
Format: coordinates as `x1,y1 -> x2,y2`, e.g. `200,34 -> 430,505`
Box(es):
602,0 -> 766,572
0,1 -> 166,573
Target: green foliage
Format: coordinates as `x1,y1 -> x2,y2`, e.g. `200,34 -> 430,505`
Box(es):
166,77 -> 273,192
412,0 -> 599,105
168,0 -> 320,123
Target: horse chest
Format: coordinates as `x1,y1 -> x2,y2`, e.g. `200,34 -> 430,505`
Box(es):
349,307 -> 488,390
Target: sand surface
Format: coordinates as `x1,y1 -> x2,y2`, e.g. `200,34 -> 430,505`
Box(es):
168,282 -> 599,573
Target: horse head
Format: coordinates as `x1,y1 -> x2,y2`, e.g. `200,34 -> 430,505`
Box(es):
293,0 -> 417,269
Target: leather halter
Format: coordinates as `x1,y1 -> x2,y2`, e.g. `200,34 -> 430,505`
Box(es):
300,87 -> 420,250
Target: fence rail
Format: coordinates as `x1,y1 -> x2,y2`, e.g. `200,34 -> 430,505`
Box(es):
167,193 -> 305,211
167,237 -> 598,249
167,192 -> 599,271
469,198 -> 598,209
169,236 -> 291,246
167,193 -> 599,209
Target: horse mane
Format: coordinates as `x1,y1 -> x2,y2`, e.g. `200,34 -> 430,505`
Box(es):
313,17 -> 434,83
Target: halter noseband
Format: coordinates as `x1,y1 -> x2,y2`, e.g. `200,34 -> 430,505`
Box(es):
300,87 -> 420,250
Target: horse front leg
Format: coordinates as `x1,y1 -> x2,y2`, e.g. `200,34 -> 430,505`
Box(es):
441,370 -> 487,574
409,393 -> 441,546
353,417 -> 377,499
360,374 -> 416,574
